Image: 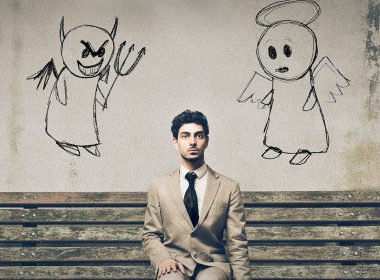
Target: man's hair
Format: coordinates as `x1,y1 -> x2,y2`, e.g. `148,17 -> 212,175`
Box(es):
171,110 -> 209,139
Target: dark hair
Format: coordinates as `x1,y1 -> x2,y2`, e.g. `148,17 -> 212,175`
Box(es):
171,110 -> 209,139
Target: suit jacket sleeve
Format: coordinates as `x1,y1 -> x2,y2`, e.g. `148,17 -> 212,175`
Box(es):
142,180 -> 172,270
226,183 -> 251,280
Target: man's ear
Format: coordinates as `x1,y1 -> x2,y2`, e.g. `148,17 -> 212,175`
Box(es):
172,137 -> 179,151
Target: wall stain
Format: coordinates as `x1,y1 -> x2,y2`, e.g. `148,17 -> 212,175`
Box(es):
70,162 -> 78,179
344,138 -> 380,189
365,0 -> 380,120
368,0 -> 380,31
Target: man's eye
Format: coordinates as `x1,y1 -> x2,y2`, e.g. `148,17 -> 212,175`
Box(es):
82,49 -> 89,58
196,134 -> 204,139
181,135 -> 189,139
98,47 -> 105,57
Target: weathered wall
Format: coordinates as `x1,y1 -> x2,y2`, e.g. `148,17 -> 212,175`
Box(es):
0,0 -> 379,191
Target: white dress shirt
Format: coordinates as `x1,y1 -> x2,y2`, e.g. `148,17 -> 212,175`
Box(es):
180,163 -> 208,216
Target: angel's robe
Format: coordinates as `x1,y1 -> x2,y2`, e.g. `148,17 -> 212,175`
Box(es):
264,72 -> 329,153
45,68 -> 106,146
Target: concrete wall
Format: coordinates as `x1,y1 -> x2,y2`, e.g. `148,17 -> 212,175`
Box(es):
1,0 -> 379,191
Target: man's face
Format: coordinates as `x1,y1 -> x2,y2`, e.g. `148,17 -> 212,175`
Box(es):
173,123 -> 208,162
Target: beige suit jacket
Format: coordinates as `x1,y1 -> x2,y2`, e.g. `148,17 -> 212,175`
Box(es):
142,167 -> 251,280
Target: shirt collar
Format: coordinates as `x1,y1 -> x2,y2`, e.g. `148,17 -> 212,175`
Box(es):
180,163 -> 208,180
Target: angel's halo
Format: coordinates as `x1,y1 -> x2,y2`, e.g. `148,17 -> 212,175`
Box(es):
256,0 -> 321,27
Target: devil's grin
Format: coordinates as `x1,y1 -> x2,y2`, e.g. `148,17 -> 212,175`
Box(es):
77,59 -> 104,76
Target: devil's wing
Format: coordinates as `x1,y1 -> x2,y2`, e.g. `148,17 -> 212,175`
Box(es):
313,56 -> 350,103
27,59 -> 59,90
237,71 -> 273,109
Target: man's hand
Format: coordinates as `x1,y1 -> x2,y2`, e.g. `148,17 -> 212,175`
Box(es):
158,258 -> 185,277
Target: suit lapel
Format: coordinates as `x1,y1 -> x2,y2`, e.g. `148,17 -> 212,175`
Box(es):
167,169 -> 194,229
195,168 -> 220,230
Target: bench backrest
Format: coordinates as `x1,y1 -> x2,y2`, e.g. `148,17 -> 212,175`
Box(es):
0,191 -> 379,279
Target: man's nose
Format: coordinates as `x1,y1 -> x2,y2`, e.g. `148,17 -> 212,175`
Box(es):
189,136 -> 196,145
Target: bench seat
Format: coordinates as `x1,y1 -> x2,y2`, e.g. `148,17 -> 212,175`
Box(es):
0,191 -> 379,279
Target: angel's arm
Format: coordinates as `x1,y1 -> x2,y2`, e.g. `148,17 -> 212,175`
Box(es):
312,56 -> 350,103
237,72 -> 273,108
303,87 -> 317,111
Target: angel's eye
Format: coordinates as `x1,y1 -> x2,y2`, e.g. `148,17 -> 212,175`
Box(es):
268,46 -> 277,60
98,47 -> 105,58
284,44 -> 292,57
82,49 -> 89,58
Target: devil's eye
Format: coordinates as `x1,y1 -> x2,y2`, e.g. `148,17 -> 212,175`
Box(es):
284,44 -> 292,57
98,47 -> 105,57
82,49 -> 89,58
268,46 -> 277,59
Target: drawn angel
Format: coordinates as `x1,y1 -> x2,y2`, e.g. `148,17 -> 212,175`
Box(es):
237,0 -> 350,165
28,18 -> 145,157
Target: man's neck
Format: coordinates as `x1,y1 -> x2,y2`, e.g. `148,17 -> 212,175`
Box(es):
180,157 -> 205,171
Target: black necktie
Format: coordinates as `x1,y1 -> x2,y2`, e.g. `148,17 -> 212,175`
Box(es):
184,172 -> 199,227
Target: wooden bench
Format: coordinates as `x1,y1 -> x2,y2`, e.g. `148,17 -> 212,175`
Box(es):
0,191 -> 379,279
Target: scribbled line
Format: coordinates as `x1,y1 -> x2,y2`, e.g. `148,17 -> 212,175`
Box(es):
255,0 -> 321,27
237,72 -> 272,109
103,42 -> 146,110
26,17 -> 146,157
237,0 -> 350,165
27,59 -> 58,90
313,57 -> 350,103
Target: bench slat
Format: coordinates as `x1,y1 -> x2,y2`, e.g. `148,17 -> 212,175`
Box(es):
247,207 -> 380,222
0,246 -> 145,262
1,225 -> 379,242
0,209 -> 145,223
250,245 -> 380,261
0,193 -> 147,206
0,265 -> 378,279
1,207 -> 379,223
250,264 -> 380,279
0,265 -> 154,279
251,225 -> 380,241
0,246 -> 379,262
0,191 -> 379,205
243,191 -> 380,205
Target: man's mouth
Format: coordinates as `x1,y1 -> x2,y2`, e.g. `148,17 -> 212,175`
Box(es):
77,59 -> 104,76
189,149 -> 199,152
275,67 -> 289,73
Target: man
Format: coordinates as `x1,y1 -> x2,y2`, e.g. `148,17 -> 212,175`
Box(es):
142,110 -> 251,280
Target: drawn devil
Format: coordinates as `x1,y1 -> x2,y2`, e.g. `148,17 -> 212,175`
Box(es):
238,0 -> 349,165
28,18 -> 145,157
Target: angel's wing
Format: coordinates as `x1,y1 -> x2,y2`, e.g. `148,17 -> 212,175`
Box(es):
237,72 -> 273,109
27,59 -> 59,90
313,56 -> 350,103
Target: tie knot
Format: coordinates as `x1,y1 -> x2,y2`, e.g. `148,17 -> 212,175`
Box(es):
185,172 -> 197,183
